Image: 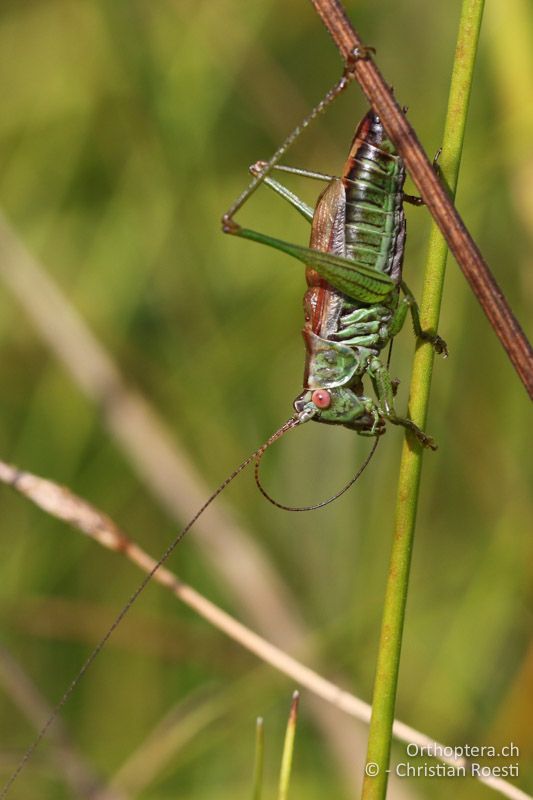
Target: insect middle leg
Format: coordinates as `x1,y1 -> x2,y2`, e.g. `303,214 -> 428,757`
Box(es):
366,355 -> 437,449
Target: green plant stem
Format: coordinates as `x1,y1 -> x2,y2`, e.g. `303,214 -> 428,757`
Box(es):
361,2 -> 485,798
252,717 -> 264,800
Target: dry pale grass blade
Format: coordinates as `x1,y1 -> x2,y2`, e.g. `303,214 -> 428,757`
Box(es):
0,459 -> 529,800
0,212 -> 380,795
0,645 -> 126,800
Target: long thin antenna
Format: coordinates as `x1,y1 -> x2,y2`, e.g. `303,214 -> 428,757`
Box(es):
255,435 -> 379,512
0,416 -> 300,799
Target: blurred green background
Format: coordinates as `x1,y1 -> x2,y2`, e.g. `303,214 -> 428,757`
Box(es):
0,1 -> 531,798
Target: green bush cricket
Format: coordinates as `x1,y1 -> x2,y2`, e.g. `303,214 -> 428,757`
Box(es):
0,71 -> 449,797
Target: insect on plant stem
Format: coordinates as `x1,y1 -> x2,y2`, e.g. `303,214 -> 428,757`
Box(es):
2,46 -> 447,796
223,66 -> 448,465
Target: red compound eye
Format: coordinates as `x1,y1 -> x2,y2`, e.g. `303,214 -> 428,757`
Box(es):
311,389 -> 331,409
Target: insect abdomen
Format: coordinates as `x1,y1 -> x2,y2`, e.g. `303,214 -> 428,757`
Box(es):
342,113 -> 406,281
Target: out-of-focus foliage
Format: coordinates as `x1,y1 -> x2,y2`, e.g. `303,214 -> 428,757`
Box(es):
0,1 -> 531,798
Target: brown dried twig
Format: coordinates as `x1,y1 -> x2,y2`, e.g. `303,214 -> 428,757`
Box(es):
310,0 -> 533,398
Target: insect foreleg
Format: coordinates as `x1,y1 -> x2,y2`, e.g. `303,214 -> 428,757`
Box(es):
399,281 -> 448,356
366,355 -> 437,450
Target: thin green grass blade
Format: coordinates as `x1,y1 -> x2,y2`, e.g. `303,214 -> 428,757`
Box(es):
252,717 -> 264,800
361,2 -> 486,798
277,691 -> 299,800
